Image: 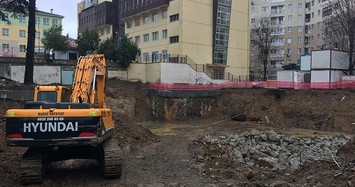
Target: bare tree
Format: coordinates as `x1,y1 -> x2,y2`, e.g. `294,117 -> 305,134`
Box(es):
324,0 -> 355,75
251,16 -> 284,81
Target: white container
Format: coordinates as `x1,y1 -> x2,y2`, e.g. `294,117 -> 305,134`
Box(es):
301,55 -> 311,71
311,50 -> 349,70
277,70 -> 306,82
311,70 -> 343,83
277,71 -> 294,82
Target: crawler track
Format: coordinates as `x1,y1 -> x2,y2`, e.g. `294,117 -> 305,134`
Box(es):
102,138 -> 123,179
20,149 -> 46,185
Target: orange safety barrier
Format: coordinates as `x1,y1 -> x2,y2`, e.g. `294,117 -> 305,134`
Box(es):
149,80 -> 355,91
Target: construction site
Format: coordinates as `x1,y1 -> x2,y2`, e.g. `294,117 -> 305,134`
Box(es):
1,77 -> 355,187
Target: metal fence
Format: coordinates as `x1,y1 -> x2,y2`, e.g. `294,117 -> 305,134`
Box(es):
149,80 -> 355,91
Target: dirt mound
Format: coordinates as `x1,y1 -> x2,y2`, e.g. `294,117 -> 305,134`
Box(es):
0,77 -> 35,90
113,113 -> 160,152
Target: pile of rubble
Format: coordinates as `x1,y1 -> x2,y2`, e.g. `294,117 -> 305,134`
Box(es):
196,130 -> 348,171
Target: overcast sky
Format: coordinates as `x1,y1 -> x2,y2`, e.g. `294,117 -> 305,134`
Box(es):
36,0 -> 81,39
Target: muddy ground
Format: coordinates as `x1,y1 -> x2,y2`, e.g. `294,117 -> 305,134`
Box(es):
1,79 -> 355,186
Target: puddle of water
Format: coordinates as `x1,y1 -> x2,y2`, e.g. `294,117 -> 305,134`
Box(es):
139,121 -> 200,136
284,128 -> 347,138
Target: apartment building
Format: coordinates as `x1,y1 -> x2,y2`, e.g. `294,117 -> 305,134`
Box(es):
249,0 -> 331,80
78,0 -> 120,41
0,9 -> 63,57
119,0 -> 250,80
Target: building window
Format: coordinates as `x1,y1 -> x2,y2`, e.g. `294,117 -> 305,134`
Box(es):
43,18 -> 49,25
52,19 -> 58,26
19,16 -> 25,23
19,30 -> 26,37
143,52 -> 149,63
170,14 -> 179,22
2,44 -> 9,53
288,26 -> 292,32
152,51 -> 159,62
288,4 -> 292,10
135,18 -> 140,26
143,16 -> 149,24
162,10 -> 167,19
218,0 -> 232,6
288,15 -> 292,21
127,20 -> 132,28
19,45 -> 26,52
213,69 -> 225,79
298,37 -> 302,43
162,29 -> 168,39
297,48 -> 302,54
251,7 -> 255,14
162,50 -> 168,62
2,13 -> 8,21
287,37 -> 292,43
215,26 -> 229,46
143,34 -> 149,42
214,49 -> 227,65
298,3 -> 303,10
152,13 -> 159,22
298,15 -> 302,22
2,28 -> 9,36
298,26 -> 302,32
36,32 -> 40,38
152,31 -> 159,41
135,35 -> 141,44
169,35 -> 179,43
36,17 -> 40,24
217,6 -> 231,25
261,6 -> 268,13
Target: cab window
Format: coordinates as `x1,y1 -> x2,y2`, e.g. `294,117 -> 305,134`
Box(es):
37,91 -> 57,102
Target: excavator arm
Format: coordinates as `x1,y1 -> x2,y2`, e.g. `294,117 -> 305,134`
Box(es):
70,54 -> 107,108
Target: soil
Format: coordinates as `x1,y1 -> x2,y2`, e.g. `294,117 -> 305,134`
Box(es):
1,79 -> 355,186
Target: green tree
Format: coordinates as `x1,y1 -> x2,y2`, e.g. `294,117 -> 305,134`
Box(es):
1,0 -> 35,85
117,35 -> 140,68
42,25 -> 69,61
98,37 -> 118,61
0,0 -> 28,21
76,29 -> 100,56
282,63 -> 300,70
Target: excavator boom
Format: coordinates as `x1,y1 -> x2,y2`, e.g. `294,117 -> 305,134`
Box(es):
70,54 -> 107,108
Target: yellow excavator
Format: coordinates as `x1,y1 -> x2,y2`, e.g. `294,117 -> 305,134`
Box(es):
5,54 -> 122,184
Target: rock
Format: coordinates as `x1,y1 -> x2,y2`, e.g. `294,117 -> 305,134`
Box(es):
245,170 -> 253,179
289,157 -> 301,169
232,149 -> 244,162
265,116 -> 270,124
196,155 -> 206,162
268,130 -> 280,142
256,157 -> 278,168
230,114 -> 247,121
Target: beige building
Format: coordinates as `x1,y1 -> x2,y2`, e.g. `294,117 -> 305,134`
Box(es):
120,0 -> 250,80
249,0 -> 331,80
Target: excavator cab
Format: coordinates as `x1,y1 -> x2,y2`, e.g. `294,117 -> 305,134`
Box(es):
34,86 -> 71,102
